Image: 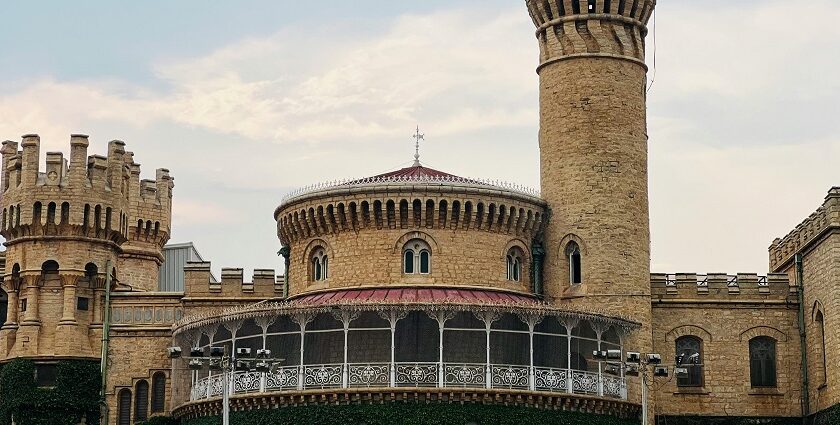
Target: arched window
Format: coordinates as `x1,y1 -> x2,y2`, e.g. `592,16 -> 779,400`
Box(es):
310,248 -> 328,282
749,337 -> 777,388
151,372 -> 166,413
506,248 -> 523,282
403,239 -> 431,275
676,336 -> 704,387
117,389 -> 132,425
42,260 -> 59,275
566,242 -> 582,285
135,380 -> 149,422
816,311 -> 827,384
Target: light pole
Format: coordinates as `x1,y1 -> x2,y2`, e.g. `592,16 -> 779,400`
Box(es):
168,345 -> 283,425
593,350 -> 669,425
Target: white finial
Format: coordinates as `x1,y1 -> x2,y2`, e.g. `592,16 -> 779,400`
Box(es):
411,126 -> 424,166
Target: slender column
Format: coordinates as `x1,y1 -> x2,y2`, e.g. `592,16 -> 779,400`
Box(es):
59,274 -> 81,325
596,329 -> 604,397
342,321 -> 349,389
21,274 -> 40,325
529,323 -> 536,391
226,322 -> 242,397
3,281 -> 19,329
298,324 -> 306,390
260,327 -> 268,392
438,320 -> 445,388
390,315 -> 397,387
91,277 -> 106,325
485,323 -> 492,389
566,333 -> 573,394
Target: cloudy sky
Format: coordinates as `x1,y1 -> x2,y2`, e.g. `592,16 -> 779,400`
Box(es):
1,0 -> 838,278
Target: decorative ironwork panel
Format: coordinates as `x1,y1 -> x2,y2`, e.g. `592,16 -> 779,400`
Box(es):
602,375 -> 626,399
232,371 -> 262,394
208,374 -> 226,398
348,364 -> 389,388
491,365 -> 529,389
572,371 -> 599,395
444,364 -> 486,388
534,368 -> 568,392
266,367 -> 300,390
191,377 -> 209,401
395,363 -> 438,387
303,365 -> 343,389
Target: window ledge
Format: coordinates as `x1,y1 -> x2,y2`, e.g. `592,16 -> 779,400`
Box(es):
674,388 -> 710,395
748,388 -> 783,396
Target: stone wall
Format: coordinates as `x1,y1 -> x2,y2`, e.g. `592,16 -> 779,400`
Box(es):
651,273 -> 802,418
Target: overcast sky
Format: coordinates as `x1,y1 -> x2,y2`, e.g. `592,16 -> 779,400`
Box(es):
1,0 -> 838,278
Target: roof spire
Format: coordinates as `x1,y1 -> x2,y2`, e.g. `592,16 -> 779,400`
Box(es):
411,125 -> 424,166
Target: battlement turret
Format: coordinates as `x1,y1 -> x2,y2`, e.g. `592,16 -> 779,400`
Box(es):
0,133 -> 173,361
769,187 -> 840,272
526,0 -> 655,68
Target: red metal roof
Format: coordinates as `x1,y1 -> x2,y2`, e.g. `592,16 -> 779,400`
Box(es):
293,287 -> 539,307
370,165 -> 462,180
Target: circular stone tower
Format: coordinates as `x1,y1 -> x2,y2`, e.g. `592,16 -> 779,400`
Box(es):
524,0 -> 657,371
0,134 -> 172,361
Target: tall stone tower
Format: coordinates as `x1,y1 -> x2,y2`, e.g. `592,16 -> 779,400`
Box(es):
0,134 -> 172,361
524,0 -> 656,340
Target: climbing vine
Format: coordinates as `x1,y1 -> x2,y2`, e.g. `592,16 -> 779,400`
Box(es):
0,359 -> 101,425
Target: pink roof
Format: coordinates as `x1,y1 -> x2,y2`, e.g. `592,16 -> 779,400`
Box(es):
370,165 -> 461,180
293,287 -> 539,307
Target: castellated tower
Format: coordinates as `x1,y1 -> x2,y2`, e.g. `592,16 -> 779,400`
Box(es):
524,0 -> 656,353
0,134 -> 172,360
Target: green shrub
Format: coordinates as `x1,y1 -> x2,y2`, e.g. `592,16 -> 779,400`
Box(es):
182,403 -> 639,425
0,359 -> 101,425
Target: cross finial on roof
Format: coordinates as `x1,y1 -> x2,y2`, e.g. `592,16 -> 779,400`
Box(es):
411,126 -> 424,166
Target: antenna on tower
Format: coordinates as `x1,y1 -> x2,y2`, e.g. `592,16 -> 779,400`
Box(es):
411,126 -> 424,166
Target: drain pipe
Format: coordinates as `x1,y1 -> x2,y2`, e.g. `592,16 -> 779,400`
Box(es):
100,260 -> 114,425
796,253 -> 809,423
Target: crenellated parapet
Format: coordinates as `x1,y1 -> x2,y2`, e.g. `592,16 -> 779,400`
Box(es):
0,134 -> 173,253
183,261 -> 285,300
769,187 -> 840,272
650,273 -> 794,301
525,0 -> 656,70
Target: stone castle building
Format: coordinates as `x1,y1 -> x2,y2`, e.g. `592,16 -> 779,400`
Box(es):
0,1 -> 837,424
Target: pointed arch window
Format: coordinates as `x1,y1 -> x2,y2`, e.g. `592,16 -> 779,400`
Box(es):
566,242 -> 582,285
403,239 -> 431,275
310,248 -> 328,282
749,337 -> 777,388
506,248 -> 523,282
816,311 -> 827,385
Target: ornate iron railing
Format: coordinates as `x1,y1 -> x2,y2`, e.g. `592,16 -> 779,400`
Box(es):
191,364 -> 627,401
281,175 -> 541,203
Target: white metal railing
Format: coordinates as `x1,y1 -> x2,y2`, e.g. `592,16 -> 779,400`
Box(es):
190,364 -> 627,401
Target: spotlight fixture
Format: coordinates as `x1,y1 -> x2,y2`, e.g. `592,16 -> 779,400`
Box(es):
188,359 -> 204,371
675,367 -> 688,377
235,360 -> 252,372
593,351 -> 608,360
604,364 -> 622,376
167,347 -> 183,359
190,348 -> 205,358
654,366 -> 669,377
209,359 -> 223,371
255,361 -> 271,373
236,347 -> 252,357
606,350 -> 622,360
646,354 -> 662,365
625,365 -> 640,376
675,353 -> 685,366
209,347 -> 225,358
626,352 -> 641,364
256,349 -> 272,359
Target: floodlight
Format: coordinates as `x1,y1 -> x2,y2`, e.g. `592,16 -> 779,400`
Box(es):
209,347 -> 225,358
606,350 -> 622,360
646,354 -> 662,365
626,352 -> 641,364
188,359 -> 204,370
167,347 -> 183,359
255,361 -> 271,373
593,351 -> 608,360
257,349 -> 272,359
236,347 -> 252,357
190,348 -> 205,358
625,365 -> 640,376
209,359 -> 223,371
675,367 -> 688,377
654,366 -> 669,377
675,354 -> 685,366
235,360 -> 252,372
604,364 -> 622,376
